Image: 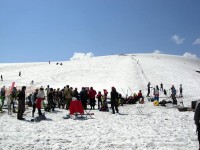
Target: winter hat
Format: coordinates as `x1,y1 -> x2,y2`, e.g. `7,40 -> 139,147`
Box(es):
72,97 -> 77,101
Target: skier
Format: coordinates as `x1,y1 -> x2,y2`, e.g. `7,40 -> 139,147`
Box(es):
1,75 -> 3,81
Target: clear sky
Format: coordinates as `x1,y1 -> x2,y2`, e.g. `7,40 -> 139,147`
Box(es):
0,0 -> 200,63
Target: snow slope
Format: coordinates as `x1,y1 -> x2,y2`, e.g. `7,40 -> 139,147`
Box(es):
0,54 -> 200,149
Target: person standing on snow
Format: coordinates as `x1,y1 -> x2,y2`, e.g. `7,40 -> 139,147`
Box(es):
160,83 -> 163,92
88,87 -> 97,110
31,89 -> 38,117
19,71 -> 21,77
194,100 -> 200,150
36,87 -> 45,116
0,86 -> 6,111
110,87 -> 119,114
64,85 -> 73,110
147,82 -> 151,97
179,84 -> 183,97
171,85 -> 177,105
1,75 -> 3,81
80,87 -> 88,110
154,85 -> 159,101
96,91 -> 102,109
17,86 -> 26,120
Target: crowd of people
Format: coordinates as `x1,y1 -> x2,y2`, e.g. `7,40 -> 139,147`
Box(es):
0,82 -> 184,120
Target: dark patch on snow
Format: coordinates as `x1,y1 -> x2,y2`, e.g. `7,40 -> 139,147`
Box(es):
196,71 -> 200,73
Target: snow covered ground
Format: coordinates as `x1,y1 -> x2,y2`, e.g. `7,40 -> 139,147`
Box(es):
0,54 -> 200,149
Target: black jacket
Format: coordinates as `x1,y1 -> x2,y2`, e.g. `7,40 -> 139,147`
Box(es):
194,101 -> 200,125
18,91 -> 25,103
111,91 -> 118,102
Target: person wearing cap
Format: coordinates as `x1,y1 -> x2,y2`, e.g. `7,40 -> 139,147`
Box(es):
17,86 -> 26,120
110,87 -> 119,114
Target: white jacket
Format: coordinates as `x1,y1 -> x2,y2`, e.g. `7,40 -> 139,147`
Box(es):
37,91 -> 45,99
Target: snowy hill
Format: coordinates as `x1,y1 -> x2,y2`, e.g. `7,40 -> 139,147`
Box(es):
0,54 -> 200,150
1,54 -> 200,104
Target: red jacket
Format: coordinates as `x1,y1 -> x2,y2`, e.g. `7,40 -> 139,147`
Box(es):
36,98 -> 43,109
89,90 -> 97,99
138,92 -> 142,97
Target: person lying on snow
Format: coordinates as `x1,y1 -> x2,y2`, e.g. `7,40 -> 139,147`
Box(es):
125,90 -> 144,104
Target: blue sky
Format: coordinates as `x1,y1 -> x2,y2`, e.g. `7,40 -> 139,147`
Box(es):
0,0 -> 200,63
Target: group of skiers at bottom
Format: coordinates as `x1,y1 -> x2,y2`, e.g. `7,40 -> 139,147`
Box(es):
146,82 -> 183,105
